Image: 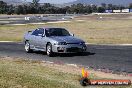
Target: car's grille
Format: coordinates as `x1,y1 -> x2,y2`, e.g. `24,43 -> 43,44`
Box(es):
67,47 -> 81,52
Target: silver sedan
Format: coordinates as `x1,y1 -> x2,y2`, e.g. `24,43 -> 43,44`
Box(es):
24,27 -> 87,57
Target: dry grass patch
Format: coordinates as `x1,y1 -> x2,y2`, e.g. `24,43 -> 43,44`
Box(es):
0,18 -> 132,44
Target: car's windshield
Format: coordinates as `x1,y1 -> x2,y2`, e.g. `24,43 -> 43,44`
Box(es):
45,28 -> 71,37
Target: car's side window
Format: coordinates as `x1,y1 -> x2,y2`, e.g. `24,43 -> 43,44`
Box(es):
32,29 -> 38,36
32,29 -> 44,36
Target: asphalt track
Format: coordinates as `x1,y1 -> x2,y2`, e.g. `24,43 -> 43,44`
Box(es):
0,42 -> 132,73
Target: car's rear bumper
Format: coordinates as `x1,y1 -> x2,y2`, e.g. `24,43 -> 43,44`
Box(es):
52,44 -> 87,53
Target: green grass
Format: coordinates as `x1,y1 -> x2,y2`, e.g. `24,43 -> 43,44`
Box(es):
0,59 -> 80,88
0,16 -> 132,44
0,58 -> 131,88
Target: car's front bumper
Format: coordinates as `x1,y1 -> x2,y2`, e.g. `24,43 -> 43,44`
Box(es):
52,44 -> 87,53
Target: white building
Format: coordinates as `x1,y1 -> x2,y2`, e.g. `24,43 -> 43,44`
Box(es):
113,10 -> 121,13
122,9 -> 130,13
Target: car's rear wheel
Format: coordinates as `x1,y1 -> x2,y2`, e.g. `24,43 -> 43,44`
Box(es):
25,41 -> 32,53
46,43 -> 54,57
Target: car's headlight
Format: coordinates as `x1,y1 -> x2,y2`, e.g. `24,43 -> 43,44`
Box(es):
54,42 -> 67,45
57,42 -> 67,45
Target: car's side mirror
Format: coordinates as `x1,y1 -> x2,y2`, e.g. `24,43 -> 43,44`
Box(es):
71,34 -> 74,36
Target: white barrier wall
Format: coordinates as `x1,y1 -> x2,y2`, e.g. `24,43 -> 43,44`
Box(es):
113,10 -> 121,13
122,9 -> 129,13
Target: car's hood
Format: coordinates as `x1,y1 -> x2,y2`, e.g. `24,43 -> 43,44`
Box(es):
49,36 -> 84,43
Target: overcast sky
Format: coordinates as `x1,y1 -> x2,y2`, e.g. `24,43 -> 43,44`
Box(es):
26,0 -> 76,4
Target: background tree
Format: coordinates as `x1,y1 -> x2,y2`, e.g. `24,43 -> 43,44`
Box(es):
91,4 -> 98,13
107,4 -> 113,10
101,3 -> 106,9
82,5 -> 92,14
0,1 -> 7,14
7,5 -> 14,15
32,0 -> 40,6
129,3 -> 132,9
0,1 -> 131,14
97,7 -> 105,13
14,5 -> 24,15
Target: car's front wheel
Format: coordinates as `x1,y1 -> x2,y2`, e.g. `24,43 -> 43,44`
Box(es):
46,43 -> 54,57
25,41 -> 32,53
